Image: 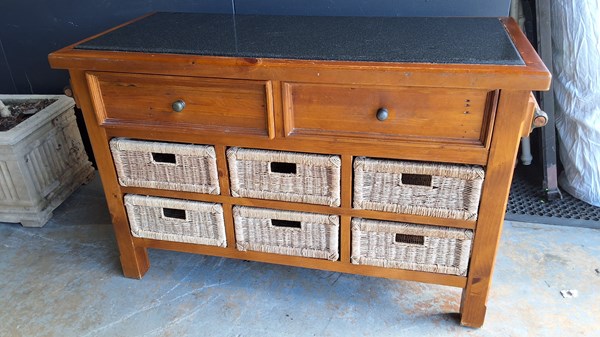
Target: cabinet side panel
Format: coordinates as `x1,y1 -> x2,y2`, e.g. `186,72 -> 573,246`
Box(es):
460,90 -> 530,327
74,70 -> 150,278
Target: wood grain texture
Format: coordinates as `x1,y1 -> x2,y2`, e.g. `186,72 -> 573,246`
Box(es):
49,18 -> 550,91
340,155 -> 354,263
221,203 -> 236,252
49,14 -> 551,328
460,90 -> 531,327
284,83 -> 493,146
70,70 -> 150,278
341,155 -> 354,209
521,92 -> 538,137
133,236 -> 467,288
103,128 -> 489,165
87,72 -> 273,137
501,18 -> 550,76
49,50 -> 550,91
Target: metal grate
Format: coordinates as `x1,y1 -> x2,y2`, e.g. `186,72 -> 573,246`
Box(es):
506,166 -> 600,229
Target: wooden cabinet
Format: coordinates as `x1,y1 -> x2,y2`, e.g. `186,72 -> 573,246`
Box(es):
49,13 -> 550,327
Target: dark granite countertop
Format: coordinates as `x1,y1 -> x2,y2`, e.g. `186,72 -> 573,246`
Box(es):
76,12 -> 524,65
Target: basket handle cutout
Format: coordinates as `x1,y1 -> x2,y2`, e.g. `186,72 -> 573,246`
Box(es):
163,208 -> 187,220
271,219 -> 301,229
152,152 -> 177,164
270,162 -> 297,174
395,233 -> 425,245
401,173 -> 432,187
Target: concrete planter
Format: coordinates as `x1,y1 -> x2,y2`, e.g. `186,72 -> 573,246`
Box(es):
0,95 -> 94,227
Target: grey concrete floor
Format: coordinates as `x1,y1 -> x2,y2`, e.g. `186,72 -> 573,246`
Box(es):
1,175 -> 599,337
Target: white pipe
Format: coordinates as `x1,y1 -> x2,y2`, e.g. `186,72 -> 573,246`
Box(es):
510,0 -> 526,29
520,136 -> 533,165
510,0 -> 520,19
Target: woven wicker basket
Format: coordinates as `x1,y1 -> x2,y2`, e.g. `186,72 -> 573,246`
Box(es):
227,148 -> 341,206
353,157 -> 484,220
351,218 -> 473,276
124,194 -> 226,247
110,138 -> 220,194
233,206 -> 339,261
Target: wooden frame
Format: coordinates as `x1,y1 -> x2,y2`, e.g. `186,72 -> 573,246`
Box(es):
49,15 -> 550,328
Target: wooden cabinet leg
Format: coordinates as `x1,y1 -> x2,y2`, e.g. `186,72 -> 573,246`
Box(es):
119,243 -> 150,279
460,279 -> 488,327
109,196 -> 150,279
459,90 -> 531,327
69,70 -> 150,279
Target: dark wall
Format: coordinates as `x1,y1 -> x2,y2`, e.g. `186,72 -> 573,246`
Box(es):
0,0 -> 231,94
0,0 -> 510,94
235,0 -> 510,17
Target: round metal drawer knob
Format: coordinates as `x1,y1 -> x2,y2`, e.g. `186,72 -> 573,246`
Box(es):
376,108 -> 388,121
171,99 -> 186,112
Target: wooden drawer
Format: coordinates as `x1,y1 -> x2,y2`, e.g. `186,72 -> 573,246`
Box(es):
283,83 -> 496,146
87,72 -> 275,137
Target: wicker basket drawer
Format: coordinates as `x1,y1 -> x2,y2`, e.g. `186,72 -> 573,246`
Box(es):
124,194 -> 226,247
233,206 -> 339,261
227,148 -> 341,206
110,138 -> 219,194
351,218 -> 473,276
353,157 -> 484,220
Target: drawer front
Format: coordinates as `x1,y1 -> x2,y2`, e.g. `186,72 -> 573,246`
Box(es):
233,206 -> 339,261
110,138 -> 220,194
351,218 -> 473,276
87,72 -> 274,137
124,194 -> 226,247
353,157 -> 484,220
284,83 -> 495,146
227,148 -> 341,206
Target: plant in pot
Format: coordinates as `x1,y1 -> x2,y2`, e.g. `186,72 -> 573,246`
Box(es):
0,94 -> 94,227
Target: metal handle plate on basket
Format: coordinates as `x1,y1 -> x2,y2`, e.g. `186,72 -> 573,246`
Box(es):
401,173 -> 432,187
271,219 -> 302,228
395,234 -> 425,245
270,162 -> 297,174
162,208 -> 187,220
151,152 -> 177,164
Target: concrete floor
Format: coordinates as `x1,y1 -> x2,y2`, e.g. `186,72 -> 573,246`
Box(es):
1,175 -> 599,337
